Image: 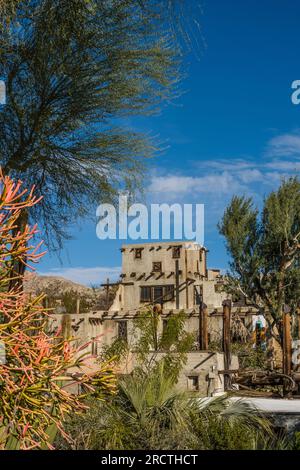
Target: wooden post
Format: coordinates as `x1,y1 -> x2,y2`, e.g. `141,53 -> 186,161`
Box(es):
199,301 -> 202,350
283,304 -> 292,377
101,278 -> 120,310
203,303 -> 208,350
175,260 -> 179,309
105,277 -> 109,310
185,249 -> 189,309
222,300 -> 232,391
199,302 -> 208,350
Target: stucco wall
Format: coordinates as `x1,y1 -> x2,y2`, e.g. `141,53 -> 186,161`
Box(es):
120,242 -> 206,311
111,242 -> 229,313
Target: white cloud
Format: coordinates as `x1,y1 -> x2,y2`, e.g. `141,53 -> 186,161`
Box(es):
38,266 -> 121,286
148,165 -> 278,203
264,160 -> 300,170
148,171 -> 244,198
149,175 -> 195,195
198,159 -> 254,171
146,136 -> 300,232
266,132 -> 300,157
236,168 -> 264,183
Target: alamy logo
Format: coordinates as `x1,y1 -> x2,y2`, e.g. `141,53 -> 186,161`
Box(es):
0,80 -> 6,105
96,195 -> 204,246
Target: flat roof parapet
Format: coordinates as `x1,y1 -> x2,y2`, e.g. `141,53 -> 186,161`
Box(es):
121,241 -> 207,251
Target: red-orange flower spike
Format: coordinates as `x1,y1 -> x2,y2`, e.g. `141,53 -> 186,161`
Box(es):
0,169 -> 116,450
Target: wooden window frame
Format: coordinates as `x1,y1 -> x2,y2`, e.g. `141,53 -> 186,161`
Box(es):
140,286 -> 152,302
134,248 -> 143,259
164,285 -> 174,301
172,246 -> 181,259
140,285 -> 175,304
118,321 -> 128,342
152,261 -> 162,272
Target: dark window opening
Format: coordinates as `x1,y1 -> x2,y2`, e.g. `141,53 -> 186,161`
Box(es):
140,286 -> 152,302
135,248 -> 143,259
140,285 -> 175,304
188,376 -> 199,391
153,286 -> 163,304
172,246 -> 181,258
118,321 -> 128,342
164,285 -> 174,301
152,261 -> 162,272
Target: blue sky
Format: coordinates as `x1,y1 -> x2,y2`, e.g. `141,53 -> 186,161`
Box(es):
39,0 -> 300,285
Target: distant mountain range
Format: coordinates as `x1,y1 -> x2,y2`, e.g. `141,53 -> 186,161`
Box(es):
24,273 -> 98,297
24,273 -> 118,311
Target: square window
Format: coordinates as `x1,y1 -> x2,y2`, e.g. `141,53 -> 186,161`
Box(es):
135,248 -> 142,259
172,246 -> 181,258
152,261 -> 162,272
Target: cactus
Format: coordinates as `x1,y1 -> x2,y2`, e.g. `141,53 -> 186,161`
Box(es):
0,171 -> 116,450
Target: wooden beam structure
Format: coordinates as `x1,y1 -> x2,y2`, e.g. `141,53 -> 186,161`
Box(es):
101,278 -> 119,310
199,302 -> 208,350
175,260 -> 180,309
222,300 -> 232,391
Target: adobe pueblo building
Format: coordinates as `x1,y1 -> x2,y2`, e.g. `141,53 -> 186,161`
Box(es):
49,241 -> 261,396
112,241 -> 225,312
109,241 -> 258,345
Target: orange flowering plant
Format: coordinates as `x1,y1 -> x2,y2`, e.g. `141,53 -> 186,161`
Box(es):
0,172 -> 116,450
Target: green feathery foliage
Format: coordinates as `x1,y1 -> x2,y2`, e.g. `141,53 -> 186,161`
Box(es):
218,177 -> 300,347
57,367 -> 286,450
0,0 -> 201,249
56,306 -> 287,450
